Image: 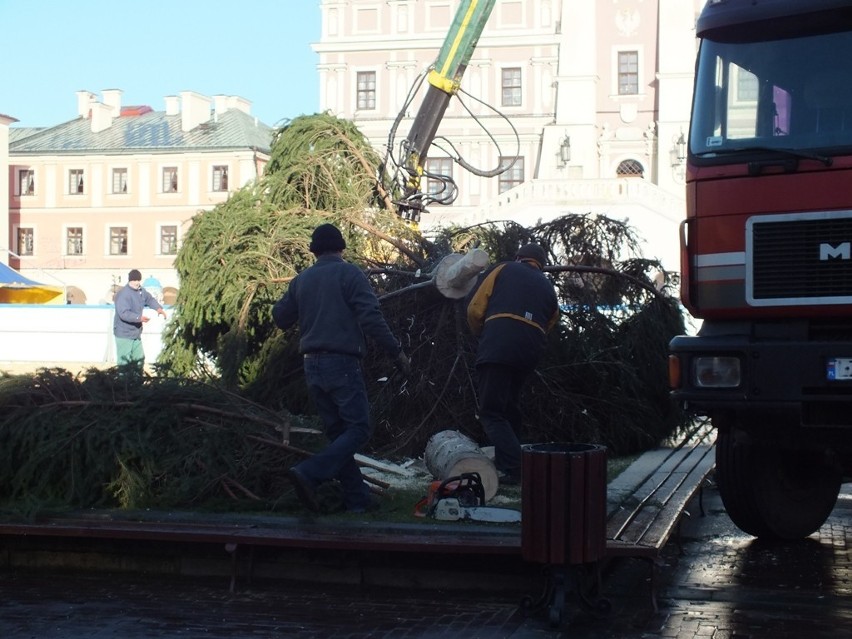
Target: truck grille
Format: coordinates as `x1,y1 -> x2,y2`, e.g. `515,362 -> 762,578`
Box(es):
748,212 -> 852,305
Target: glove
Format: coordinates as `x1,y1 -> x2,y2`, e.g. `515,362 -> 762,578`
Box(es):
395,351 -> 412,377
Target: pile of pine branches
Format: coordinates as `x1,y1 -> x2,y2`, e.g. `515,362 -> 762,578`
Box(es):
0,114 -> 689,517
243,213 -> 687,459
0,368 -> 313,515
156,113 -> 688,460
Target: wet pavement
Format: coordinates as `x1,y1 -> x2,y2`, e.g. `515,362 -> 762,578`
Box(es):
1,482 -> 850,638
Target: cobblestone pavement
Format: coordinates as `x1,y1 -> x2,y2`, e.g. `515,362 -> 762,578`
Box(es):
0,483 -> 850,638
648,484 -> 852,639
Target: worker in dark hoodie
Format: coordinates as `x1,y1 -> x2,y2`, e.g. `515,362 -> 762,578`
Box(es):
272,223 -> 410,513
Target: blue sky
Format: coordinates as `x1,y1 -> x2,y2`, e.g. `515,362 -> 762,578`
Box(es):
0,0 -> 320,129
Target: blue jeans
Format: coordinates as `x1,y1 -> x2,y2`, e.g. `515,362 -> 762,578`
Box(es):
294,354 -> 372,510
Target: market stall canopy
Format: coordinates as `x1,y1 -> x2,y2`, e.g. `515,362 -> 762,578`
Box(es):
0,263 -> 64,304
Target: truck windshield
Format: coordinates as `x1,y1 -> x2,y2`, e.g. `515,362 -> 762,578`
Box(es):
691,30 -> 852,161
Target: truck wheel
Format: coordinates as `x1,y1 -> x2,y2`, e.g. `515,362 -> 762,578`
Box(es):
715,422 -> 841,539
750,444 -> 841,540
715,426 -> 773,537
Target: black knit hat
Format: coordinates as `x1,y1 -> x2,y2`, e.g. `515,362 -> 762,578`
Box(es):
128,269 -> 142,282
516,243 -> 547,268
309,224 -> 346,255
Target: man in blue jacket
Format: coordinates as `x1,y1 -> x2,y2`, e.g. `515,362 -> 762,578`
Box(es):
113,269 -> 167,368
272,223 -> 410,513
466,243 -> 559,485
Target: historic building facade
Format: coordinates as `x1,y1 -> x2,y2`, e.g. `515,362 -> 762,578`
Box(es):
2,0 -> 704,309
314,0 -> 702,269
4,90 -> 272,304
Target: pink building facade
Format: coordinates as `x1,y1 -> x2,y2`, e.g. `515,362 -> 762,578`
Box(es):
4,90 -> 272,304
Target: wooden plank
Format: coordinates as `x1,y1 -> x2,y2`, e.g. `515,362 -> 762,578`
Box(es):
606,445 -> 715,549
638,450 -> 715,548
583,447 -> 608,563
0,517 -> 521,555
604,539 -> 658,558
605,444 -> 703,533
521,447 -> 552,563
613,470 -> 689,545
354,454 -> 416,476
606,443 -> 714,541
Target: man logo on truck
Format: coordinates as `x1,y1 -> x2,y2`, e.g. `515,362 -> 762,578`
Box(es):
819,242 -> 851,261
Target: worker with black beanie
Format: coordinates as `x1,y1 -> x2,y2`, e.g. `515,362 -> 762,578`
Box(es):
272,223 -> 410,513
113,269 -> 167,369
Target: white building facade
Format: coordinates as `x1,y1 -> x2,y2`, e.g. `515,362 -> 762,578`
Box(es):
315,0 -> 702,270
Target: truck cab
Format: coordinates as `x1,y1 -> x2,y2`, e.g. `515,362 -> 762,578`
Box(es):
669,0 -> 852,538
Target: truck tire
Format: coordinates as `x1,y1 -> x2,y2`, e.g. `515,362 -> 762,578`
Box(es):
715,421 -> 841,539
715,425 -> 773,537
750,442 -> 841,540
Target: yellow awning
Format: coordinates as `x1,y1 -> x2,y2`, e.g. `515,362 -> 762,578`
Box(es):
0,285 -> 65,304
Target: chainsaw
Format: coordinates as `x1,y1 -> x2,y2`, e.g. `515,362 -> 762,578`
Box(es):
413,472 -> 521,523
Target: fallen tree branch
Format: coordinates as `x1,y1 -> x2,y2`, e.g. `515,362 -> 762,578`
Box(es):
221,476 -> 262,501
247,435 -> 391,490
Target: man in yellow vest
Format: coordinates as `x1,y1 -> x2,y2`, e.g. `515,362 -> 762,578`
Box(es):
466,244 -> 559,485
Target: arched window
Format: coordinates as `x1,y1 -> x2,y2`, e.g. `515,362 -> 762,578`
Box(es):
616,159 -> 644,177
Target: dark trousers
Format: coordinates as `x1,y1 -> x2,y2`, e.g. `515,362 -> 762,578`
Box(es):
296,354 -> 372,510
476,362 -> 531,477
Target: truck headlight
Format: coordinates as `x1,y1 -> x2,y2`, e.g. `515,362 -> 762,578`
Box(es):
693,356 -> 741,388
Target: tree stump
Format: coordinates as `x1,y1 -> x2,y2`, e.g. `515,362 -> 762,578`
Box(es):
424,430 -> 498,501
432,249 -> 490,299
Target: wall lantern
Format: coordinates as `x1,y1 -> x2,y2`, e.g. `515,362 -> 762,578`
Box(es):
671,132 -> 687,167
558,135 -> 571,167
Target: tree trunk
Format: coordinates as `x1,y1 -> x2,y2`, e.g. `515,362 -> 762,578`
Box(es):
424,430 -> 498,502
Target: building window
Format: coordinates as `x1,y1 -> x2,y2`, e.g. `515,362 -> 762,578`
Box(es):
18,169 -> 34,196
501,67 -> 522,107
17,228 -> 34,256
69,169 -> 85,194
616,159 -> 644,177
66,227 -> 84,256
160,225 -> 178,255
425,158 -> 453,202
109,227 -> 128,256
112,168 -> 128,194
735,66 -> 759,103
618,51 -> 639,95
212,166 -> 229,192
498,156 -> 524,193
162,167 -> 178,193
357,71 -> 376,110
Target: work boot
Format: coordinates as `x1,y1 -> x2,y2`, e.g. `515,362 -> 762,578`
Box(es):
287,467 -> 320,512
497,471 -> 521,486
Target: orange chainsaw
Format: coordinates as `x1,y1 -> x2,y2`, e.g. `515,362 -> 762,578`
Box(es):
413,472 -> 521,523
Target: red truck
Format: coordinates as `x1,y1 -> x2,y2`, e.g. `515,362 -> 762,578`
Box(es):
669,0 -> 852,539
